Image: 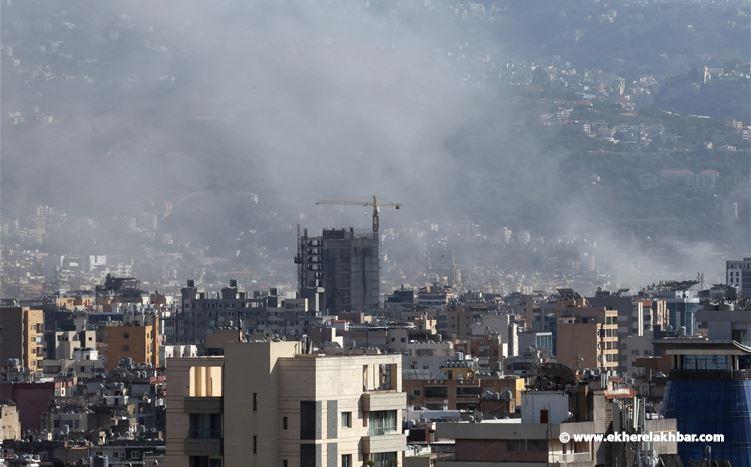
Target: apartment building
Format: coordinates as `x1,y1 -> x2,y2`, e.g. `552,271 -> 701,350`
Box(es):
48,330 -> 97,360
726,258 -> 751,298
103,320 -> 159,370
296,227 -> 380,314
556,298 -> 618,374
640,283 -> 699,336
404,370 -> 525,412
435,389 -> 678,466
436,304 -> 483,339
0,306 -> 44,372
42,329 -> 101,376
175,279 -> 265,345
0,402 -> 21,441
166,341 -> 406,467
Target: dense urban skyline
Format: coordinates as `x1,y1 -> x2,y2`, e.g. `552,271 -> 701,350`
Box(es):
1,0 -> 749,466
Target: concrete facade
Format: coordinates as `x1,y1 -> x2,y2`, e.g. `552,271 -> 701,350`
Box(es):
104,322 -> 158,370
727,258 -> 751,299
166,341 -> 406,467
435,420 -> 597,465
0,306 -> 44,372
556,300 -> 618,374
698,305 -> 751,346
404,376 -> 525,411
297,227 -> 380,314
175,279 -> 266,345
0,403 -> 21,440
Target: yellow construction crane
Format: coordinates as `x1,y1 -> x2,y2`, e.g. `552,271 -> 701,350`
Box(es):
315,195 -> 401,236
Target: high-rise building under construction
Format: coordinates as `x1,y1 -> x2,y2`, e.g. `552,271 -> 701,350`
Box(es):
296,227 -> 379,314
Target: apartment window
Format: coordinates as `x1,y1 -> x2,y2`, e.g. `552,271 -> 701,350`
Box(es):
283,416 -> 288,430
283,461 -> 288,467
528,440 -> 546,451
424,386 -> 447,398
300,445 -> 316,467
412,389 -> 421,396
368,411 -> 397,436
371,452 -> 397,467
122,345 -> 130,352
123,332 -> 130,339
189,457 -> 221,467
189,413 -> 221,439
341,411 -> 352,428
508,439 -> 526,451
300,401 -> 316,440
341,454 -> 352,467
682,355 -> 730,370
456,386 -> 482,396
253,393 -> 258,411
253,435 -> 257,454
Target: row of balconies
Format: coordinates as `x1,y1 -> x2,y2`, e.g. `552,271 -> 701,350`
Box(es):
180,393 -> 406,457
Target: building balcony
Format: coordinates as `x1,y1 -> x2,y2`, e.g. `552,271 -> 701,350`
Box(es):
361,391 -> 406,413
182,437 -> 222,457
188,428 -> 222,439
548,451 -> 592,464
184,396 -> 222,413
361,432 -> 406,454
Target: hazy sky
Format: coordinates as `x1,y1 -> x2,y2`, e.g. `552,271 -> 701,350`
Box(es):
2,0 -> 555,219
1,0 -> 747,288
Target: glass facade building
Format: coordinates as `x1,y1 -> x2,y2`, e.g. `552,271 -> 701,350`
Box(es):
660,341 -> 751,467
662,377 -> 751,466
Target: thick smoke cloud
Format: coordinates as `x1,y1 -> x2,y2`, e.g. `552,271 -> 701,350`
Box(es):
2,0 -> 550,220
1,0 -> 742,289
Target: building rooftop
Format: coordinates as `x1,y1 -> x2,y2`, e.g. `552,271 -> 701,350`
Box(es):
655,338 -> 751,355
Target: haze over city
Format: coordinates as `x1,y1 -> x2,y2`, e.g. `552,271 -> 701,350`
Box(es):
0,0 -> 750,466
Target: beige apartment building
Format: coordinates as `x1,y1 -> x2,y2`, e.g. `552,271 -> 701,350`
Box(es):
556,298 -> 618,374
0,306 -> 44,372
0,402 -> 21,441
166,341 -> 406,467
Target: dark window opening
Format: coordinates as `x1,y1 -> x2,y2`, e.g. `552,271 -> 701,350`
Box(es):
300,401 -> 316,440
